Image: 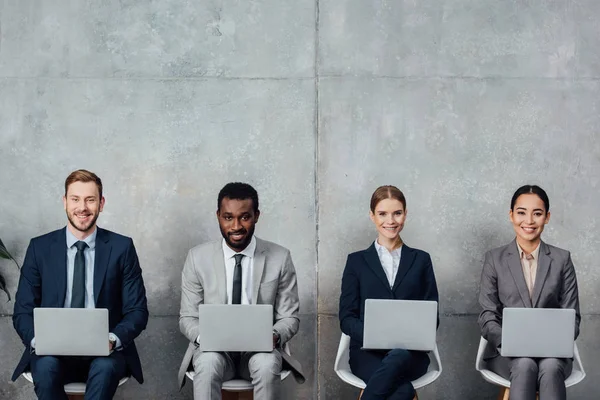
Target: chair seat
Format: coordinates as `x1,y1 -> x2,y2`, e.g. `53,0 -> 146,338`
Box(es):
334,334 -> 443,392
185,369 -> 291,391
184,343 -> 293,392
22,372 -> 129,395
475,337 -> 586,389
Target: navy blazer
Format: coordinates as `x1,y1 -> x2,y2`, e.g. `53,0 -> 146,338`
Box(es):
12,227 -> 149,383
339,243 -> 439,349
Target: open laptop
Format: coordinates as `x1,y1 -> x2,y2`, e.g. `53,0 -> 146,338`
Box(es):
501,308 -> 575,358
362,299 -> 437,351
34,308 -> 110,356
198,304 -> 273,352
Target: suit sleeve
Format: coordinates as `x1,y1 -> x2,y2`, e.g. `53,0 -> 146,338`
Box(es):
560,252 -> 580,339
339,255 -> 364,343
423,253 -> 440,327
179,250 -> 204,344
111,239 -> 149,347
13,240 -> 41,346
478,251 -> 503,349
272,250 -> 300,345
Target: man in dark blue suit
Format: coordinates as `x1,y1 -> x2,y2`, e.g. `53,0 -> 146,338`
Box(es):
12,169 -> 149,400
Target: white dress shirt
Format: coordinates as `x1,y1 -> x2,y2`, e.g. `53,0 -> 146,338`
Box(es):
222,236 -> 256,305
374,239 -> 403,287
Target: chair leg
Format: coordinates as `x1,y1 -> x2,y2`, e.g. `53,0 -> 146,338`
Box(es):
221,390 -> 253,400
498,387 -> 509,400
358,388 -> 418,400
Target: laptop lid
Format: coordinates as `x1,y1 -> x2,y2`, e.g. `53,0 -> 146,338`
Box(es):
363,299 -> 437,351
34,308 -> 109,356
198,304 -> 273,352
501,308 -> 575,358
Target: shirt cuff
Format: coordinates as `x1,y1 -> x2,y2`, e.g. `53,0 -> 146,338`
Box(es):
30,338 -> 36,354
195,335 -> 200,346
109,333 -> 122,351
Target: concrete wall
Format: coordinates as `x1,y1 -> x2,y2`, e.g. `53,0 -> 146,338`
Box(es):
1,1 -> 599,399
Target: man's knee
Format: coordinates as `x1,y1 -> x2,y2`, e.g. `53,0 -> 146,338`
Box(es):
32,356 -> 63,387
511,357 -> 539,379
89,356 -> 124,381
538,358 -> 567,380
194,351 -> 228,379
248,351 -> 282,381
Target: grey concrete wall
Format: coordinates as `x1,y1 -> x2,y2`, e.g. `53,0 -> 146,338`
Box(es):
0,1 -> 599,399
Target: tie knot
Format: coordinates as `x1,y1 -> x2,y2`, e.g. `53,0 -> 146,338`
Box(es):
233,254 -> 244,264
525,253 -> 534,261
74,241 -> 88,252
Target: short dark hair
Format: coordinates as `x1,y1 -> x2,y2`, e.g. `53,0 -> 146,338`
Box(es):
510,185 -> 550,212
65,169 -> 103,198
217,182 -> 259,213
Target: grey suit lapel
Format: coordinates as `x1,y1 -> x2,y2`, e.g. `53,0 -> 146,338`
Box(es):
252,238 -> 266,304
531,241 -> 551,307
505,240 -> 532,308
212,242 -> 228,303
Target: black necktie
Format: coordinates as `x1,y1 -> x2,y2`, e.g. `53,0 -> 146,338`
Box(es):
232,254 -> 244,305
71,241 -> 88,308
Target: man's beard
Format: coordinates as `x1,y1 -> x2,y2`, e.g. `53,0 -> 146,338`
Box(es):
220,224 -> 255,251
66,210 -> 100,233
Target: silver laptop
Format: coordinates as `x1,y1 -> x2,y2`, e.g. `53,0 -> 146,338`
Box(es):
362,299 -> 437,351
501,308 -> 575,358
198,304 -> 273,352
34,308 -> 110,356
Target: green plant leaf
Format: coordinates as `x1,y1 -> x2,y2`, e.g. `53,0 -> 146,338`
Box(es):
0,237 -> 13,259
0,238 -> 20,269
0,273 -> 10,302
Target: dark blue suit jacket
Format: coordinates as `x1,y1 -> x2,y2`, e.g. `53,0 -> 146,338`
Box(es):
339,243 -> 439,349
12,227 -> 149,383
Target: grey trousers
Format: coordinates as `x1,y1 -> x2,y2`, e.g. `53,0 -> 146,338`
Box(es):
192,349 -> 282,400
487,355 -> 573,400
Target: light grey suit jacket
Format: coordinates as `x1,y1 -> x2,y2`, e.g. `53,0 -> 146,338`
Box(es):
478,239 -> 581,360
177,237 -> 302,388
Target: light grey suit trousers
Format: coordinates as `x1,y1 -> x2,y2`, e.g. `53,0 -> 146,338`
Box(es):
193,350 -> 282,400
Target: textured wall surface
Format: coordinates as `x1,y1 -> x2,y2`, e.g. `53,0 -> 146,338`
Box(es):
1,1 -> 599,399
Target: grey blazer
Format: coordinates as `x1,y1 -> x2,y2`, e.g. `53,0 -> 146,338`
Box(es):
478,239 -> 580,360
177,237 -> 302,387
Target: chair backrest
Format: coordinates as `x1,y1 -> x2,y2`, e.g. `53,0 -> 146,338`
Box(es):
475,336 -> 488,372
333,333 -> 351,373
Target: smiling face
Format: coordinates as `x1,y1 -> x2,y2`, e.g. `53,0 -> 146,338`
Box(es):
63,181 -> 105,239
217,197 -> 260,251
370,198 -> 406,242
509,193 -> 550,246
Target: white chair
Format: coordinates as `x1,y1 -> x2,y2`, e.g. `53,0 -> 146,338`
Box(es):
22,372 -> 129,400
334,333 -> 443,400
475,337 -> 586,400
185,343 -> 292,400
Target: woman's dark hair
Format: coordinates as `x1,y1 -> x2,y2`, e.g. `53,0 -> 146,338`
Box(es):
510,185 -> 550,212
218,182 -> 259,213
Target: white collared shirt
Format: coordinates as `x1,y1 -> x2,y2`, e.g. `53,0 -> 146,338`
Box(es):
374,239 -> 403,287
222,236 -> 256,305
